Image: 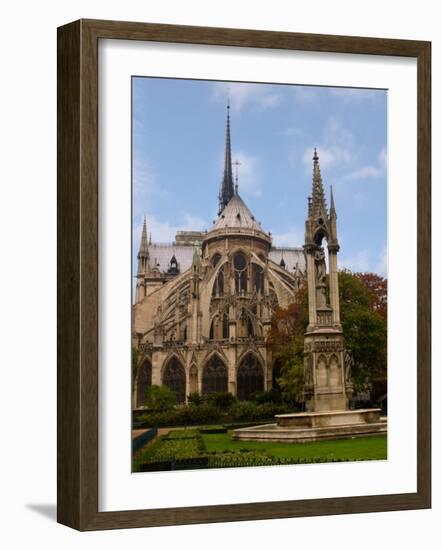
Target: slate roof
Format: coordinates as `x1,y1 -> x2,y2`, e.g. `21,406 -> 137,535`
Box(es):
212,194 -> 263,232
148,242 -> 304,274
269,248 -> 305,271
148,244 -> 194,274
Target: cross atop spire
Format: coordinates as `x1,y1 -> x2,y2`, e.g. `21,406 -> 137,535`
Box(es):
218,104 -> 235,215
310,148 -> 327,221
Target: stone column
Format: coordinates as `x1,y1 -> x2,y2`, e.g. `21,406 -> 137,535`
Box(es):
305,251 -> 317,326
328,247 -> 340,325
151,351 -> 162,386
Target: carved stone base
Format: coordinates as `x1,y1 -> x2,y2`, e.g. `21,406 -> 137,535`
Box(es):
232,409 -> 387,443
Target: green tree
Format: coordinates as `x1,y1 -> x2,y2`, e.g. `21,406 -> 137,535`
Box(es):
144,385 -> 176,411
338,271 -> 387,399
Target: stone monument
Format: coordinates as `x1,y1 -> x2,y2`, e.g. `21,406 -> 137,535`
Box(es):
233,150 -> 387,442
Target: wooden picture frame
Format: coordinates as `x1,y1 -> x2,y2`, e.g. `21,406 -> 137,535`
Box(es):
57,19 -> 431,531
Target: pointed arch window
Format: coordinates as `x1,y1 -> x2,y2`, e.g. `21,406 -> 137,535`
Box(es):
253,263 -> 264,293
211,253 -> 221,267
162,358 -> 186,403
202,355 -> 228,395
212,267 -> 224,297
135,360 -> 152,408
237,354 -> 264,401
234,252 -> 248,293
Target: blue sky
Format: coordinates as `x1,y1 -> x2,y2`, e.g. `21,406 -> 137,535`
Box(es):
132,77 -> 387,276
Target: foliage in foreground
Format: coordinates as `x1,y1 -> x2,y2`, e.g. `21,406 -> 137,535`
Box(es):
136,400 -> 295,428
133,428 -> 387,472
144,384 -> 176,410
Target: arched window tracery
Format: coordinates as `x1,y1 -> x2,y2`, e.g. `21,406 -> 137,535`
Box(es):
163,357 -> 186,403
237,354 -> 264,401
202,355 -> 228,395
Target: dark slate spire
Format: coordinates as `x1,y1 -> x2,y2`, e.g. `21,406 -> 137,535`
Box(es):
218,105 -> 235,215
310,148 -> 327,220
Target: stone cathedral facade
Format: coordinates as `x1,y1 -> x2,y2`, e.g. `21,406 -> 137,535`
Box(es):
132,107 -> 345,409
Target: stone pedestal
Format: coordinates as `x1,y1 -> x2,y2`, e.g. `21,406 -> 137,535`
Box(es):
232,408 -> 387,443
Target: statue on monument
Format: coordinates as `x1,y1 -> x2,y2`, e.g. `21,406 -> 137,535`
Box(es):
314,247 -> 328,308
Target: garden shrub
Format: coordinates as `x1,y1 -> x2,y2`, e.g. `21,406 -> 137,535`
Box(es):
199,426 -> 227,434
206,392 -> 237,409
187,392 -> 203,406
250,388 -> 282,404
144,384 -> 176,411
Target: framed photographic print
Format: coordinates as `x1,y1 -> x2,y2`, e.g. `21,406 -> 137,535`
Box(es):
57,19 -> 431,530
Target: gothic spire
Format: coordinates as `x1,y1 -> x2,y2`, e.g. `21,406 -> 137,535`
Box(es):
137,216 -> 149,276
329,185 -> 337,218
310,148 -> 327,220
138,216 -> 149,256
218,104 -> 235,215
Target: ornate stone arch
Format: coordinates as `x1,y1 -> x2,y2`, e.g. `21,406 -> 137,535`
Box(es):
328,353 -> 340,387
232,249 -> 249,293
209,311 -> 229,340
316,353 -> 328,388
202,346 -> 229,367
237,351 -> 265,401
237,347 -> 265,370
162,349 -> 187,371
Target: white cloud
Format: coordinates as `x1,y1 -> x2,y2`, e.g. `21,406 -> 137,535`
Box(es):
376,245 -> 388,277
301,117 -> 354,171
339,250 -> 370,273
181,213 -> 207,231
344,165 -> 383,181
133,213 -> 209,247
302,146 -> 338,170
340,246 -> 387,276
343,146 -> 387,182
132,157 -> 171,219
272,226 -> 303,247
299,119 -> 387,189
212,82 -> 282,113
378,146 -> 387,169
234,151 -> 262,197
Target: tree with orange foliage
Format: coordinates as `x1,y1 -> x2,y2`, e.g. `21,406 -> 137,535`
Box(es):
355,272 -> 387,320
267,288 -> 308,403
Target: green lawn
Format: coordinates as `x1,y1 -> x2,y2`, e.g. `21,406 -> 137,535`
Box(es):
201,431 -> 387,461
133,428 -> 387,471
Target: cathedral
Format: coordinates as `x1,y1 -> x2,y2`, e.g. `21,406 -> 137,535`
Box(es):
132,106 -> 342,409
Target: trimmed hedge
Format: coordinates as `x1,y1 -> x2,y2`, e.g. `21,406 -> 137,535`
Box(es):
199,426 -> 228,434
136,402 -> 296,428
